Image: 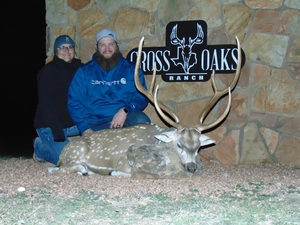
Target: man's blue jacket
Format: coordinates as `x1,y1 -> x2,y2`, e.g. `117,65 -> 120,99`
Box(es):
68,53 -> 149,134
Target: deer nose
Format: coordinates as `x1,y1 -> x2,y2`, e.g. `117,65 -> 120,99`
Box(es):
185,162 -> 197,173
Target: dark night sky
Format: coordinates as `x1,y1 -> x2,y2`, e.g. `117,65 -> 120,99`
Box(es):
1,1 -> 46,157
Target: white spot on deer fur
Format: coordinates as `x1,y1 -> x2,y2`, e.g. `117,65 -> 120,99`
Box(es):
105,157 -> 110,160
164,156 -> 171,165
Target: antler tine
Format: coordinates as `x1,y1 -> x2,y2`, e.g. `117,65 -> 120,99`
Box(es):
196,88 -> 231,132
154,85 -> 183,129
148,63 -> 156,94
134,37 -> 180,123
198,36 -> 242,125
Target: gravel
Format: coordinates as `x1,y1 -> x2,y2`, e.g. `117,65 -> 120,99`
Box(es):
1,158 -> 299,199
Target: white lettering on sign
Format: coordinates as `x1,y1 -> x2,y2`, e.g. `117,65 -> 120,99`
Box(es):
166,75 -> 204,81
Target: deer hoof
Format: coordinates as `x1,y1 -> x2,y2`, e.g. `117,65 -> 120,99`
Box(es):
48,167 -> 59,173
109,171 -> 131,177
79,172 -> 89,176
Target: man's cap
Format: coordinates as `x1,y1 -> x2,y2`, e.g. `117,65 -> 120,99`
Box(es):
96,28 -> 117,43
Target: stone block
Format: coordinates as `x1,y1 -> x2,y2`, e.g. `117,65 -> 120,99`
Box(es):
276,135 -> 300,166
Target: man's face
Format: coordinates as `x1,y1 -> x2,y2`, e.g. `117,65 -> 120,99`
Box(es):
96,37 -> 117,59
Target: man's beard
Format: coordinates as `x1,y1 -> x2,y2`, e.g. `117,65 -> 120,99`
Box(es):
96,48 -> 120,70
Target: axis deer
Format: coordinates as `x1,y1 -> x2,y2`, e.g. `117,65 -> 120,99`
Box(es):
48,36 -> 242,177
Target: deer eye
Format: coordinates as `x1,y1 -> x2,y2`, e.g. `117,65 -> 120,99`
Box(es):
177,143 -> 182,149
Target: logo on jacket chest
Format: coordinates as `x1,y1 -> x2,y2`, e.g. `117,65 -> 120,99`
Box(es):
91,78 -> 127,86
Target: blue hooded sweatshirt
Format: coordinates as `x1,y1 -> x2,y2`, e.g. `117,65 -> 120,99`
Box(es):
68,53 -> 149,134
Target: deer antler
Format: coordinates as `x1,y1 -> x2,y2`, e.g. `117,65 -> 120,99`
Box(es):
134,37 -> 181,128
153,85 -> 183,129
196,36 -> 242,132
134,36 -> 241,132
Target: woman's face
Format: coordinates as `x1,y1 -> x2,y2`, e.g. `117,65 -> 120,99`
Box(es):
56,44 -> 75,62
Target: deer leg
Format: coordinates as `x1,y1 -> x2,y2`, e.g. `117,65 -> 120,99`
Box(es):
47,164 -> 90,175
47,167 -> 60,173
109,171 -> 131,177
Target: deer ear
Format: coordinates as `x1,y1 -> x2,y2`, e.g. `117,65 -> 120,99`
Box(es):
200,134 -> 215,146
154,131 -> 175,143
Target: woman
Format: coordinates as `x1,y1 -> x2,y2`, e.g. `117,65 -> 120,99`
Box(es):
33,35 -> 83,164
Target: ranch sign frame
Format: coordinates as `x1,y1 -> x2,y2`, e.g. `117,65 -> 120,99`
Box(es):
126,20 -> 246,82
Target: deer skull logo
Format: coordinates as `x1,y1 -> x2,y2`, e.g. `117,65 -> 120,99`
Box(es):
170,23 -> 204,73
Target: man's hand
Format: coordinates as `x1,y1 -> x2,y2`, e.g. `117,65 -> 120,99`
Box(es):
110,108 -> 127,129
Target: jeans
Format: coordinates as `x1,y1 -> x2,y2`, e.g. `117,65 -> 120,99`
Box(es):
34,125 -> 80,165
89,111 -> 151,131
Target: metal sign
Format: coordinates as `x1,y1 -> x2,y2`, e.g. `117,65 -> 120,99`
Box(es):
126,20 -> 246,82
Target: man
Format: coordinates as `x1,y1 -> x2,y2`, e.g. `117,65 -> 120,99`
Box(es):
68,28 -> 150,136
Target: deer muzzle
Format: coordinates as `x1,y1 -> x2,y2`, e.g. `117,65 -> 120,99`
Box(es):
184,162 -> 197,173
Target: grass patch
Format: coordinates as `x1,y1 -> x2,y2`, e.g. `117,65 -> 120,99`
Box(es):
1,188 -> 299,225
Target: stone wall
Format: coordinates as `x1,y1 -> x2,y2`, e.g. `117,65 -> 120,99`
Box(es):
45,0 -> 300,166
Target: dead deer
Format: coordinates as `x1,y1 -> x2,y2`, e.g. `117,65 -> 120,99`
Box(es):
48,36 -> 241,177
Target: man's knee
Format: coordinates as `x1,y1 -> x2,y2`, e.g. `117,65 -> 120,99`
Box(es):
126,111 -> 151,125
136,112 -> 151,123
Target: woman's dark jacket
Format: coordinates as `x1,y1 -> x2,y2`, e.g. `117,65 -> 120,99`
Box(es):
34,55 -> 83,139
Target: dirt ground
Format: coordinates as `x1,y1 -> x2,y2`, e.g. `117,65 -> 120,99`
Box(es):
1,158 -> 300,200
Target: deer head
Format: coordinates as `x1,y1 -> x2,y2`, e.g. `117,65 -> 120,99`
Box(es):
134,36 -> 241,172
